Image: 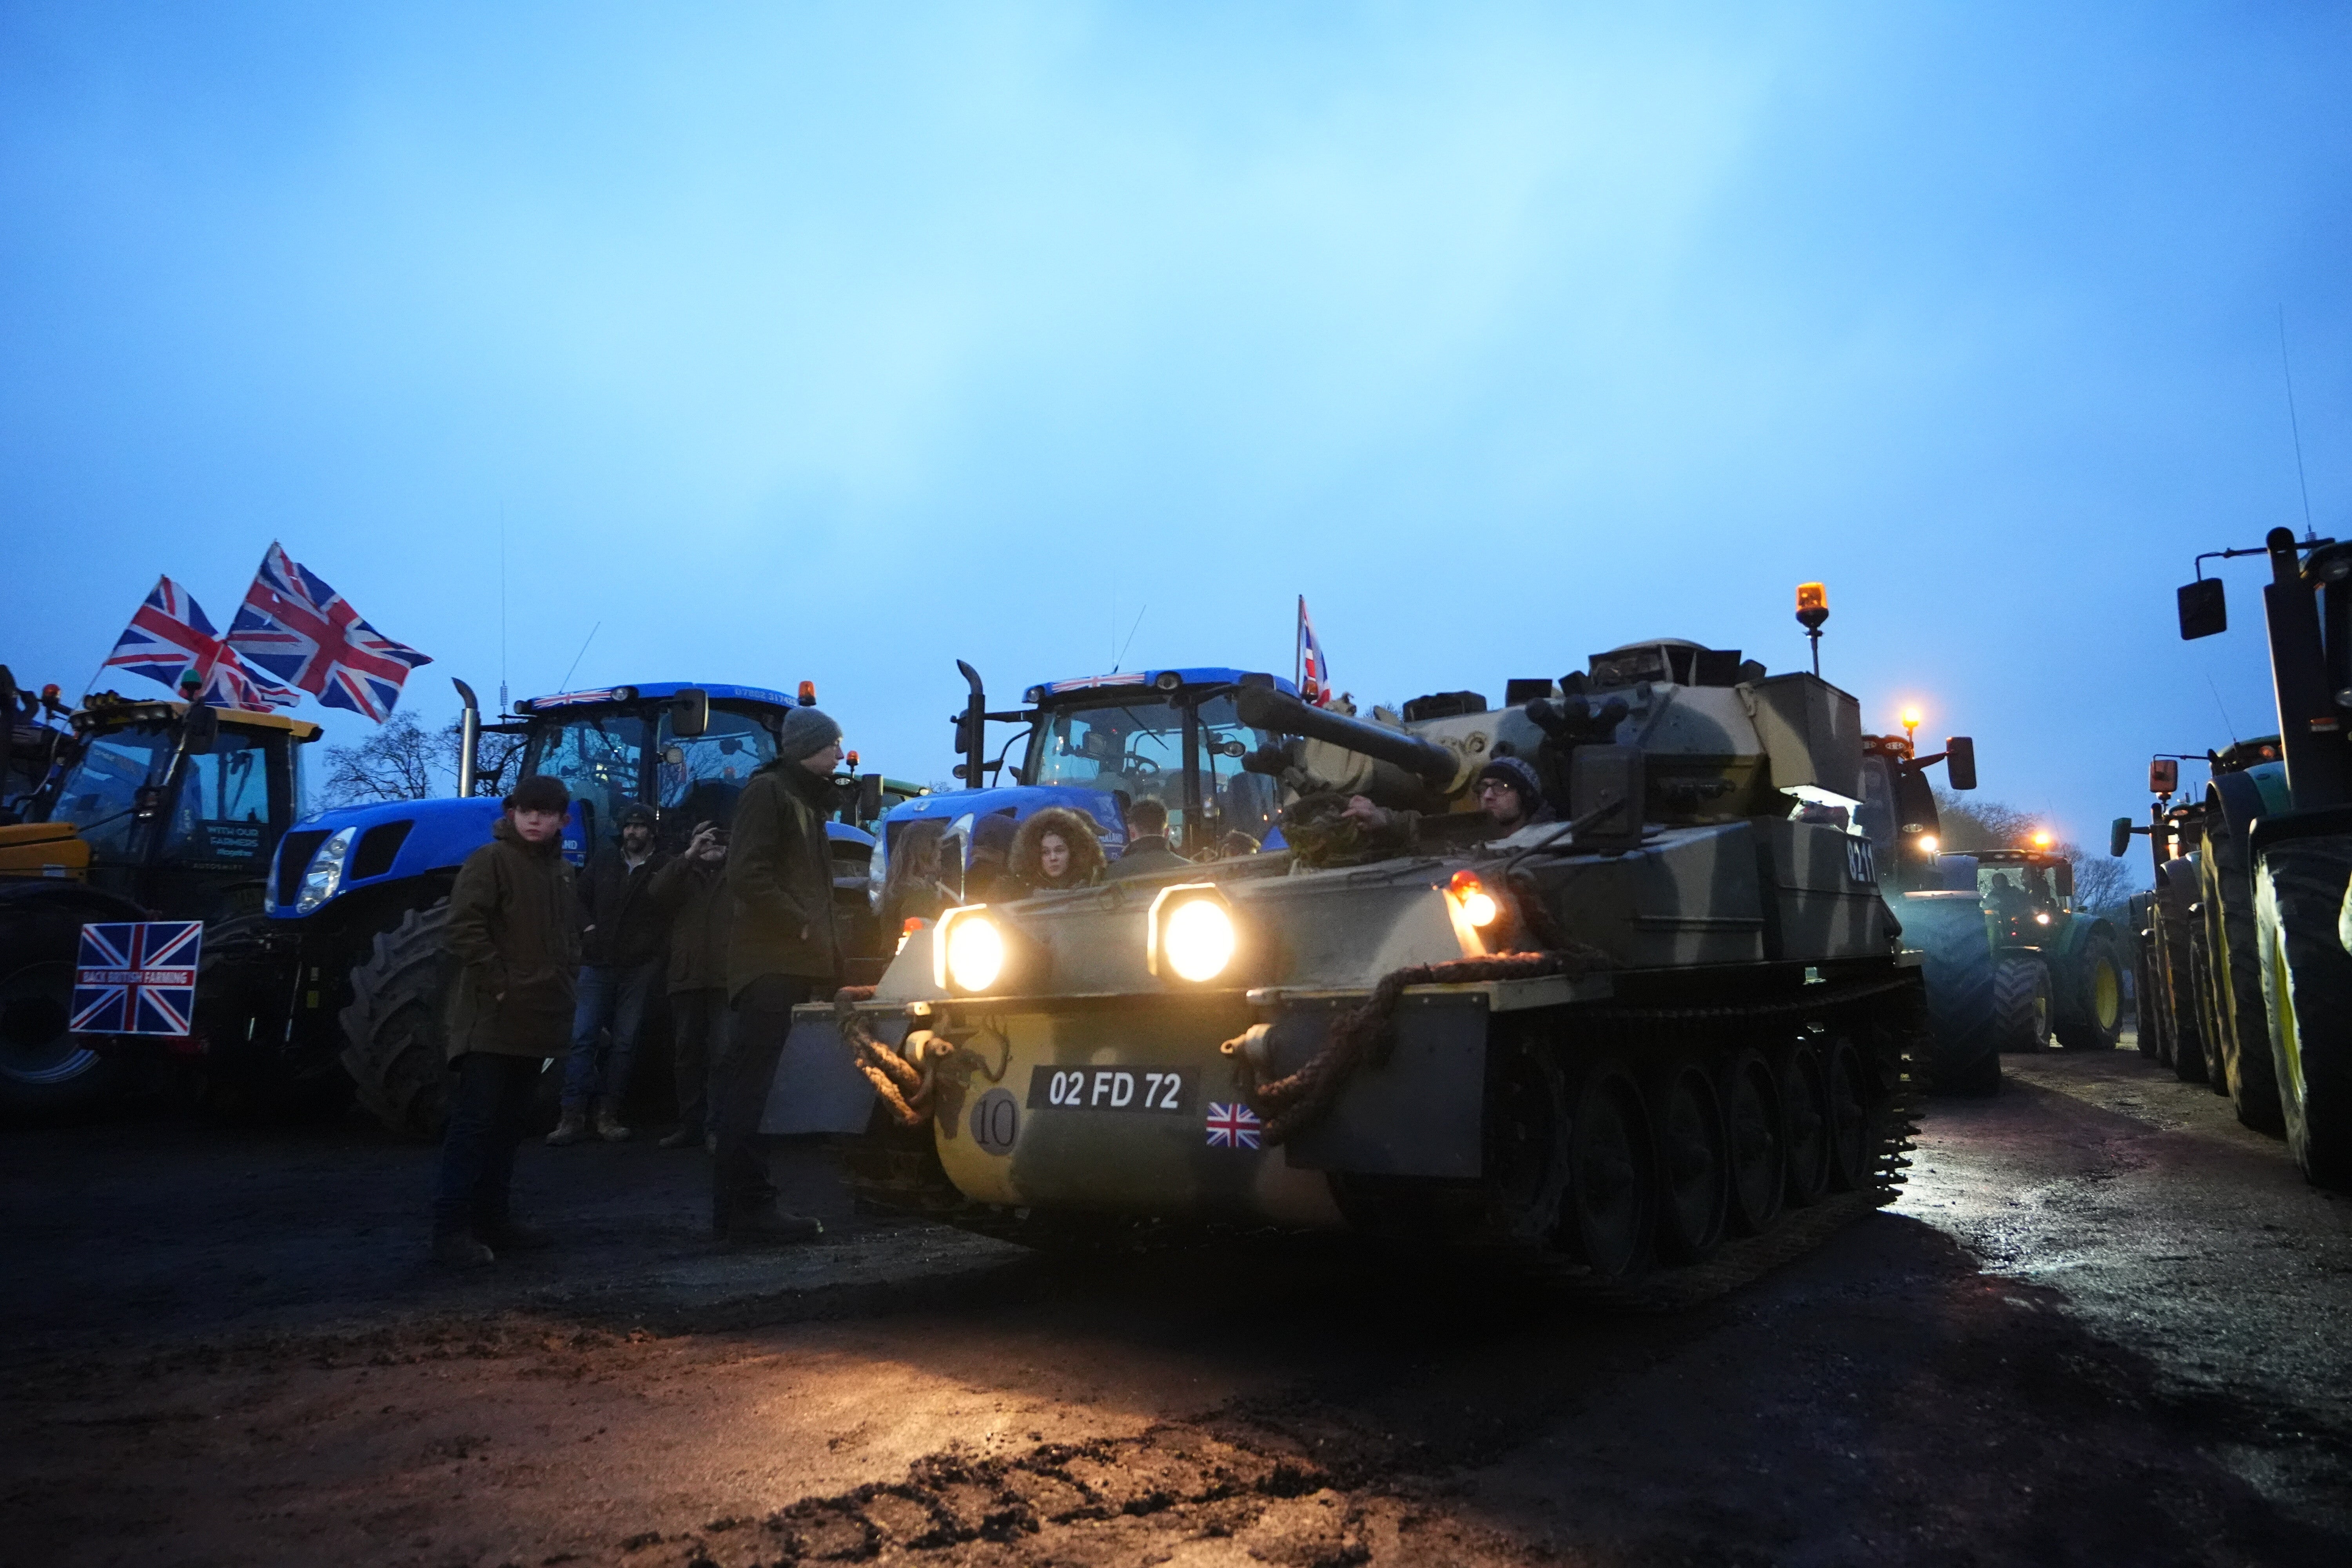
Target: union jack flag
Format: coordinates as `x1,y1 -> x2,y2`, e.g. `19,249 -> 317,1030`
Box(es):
103,578 -> 301,711
1297,596 -> 1330,708
228,542 -> 431,722
72,921 -> 204,1037
1204,1101 -> 1262,1149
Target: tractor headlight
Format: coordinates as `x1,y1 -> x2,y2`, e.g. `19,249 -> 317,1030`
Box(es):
1146,885 -> 1239,984
2034,912 -> 2051,926
295,827 -> 355,914
936,909 -> 1006,994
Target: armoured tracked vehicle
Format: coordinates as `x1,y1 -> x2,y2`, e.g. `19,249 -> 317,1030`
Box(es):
808,640 -> 1922,1280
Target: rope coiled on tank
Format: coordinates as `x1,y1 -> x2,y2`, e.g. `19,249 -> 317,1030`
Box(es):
1223,947 -> 1614,1147
834,985 -> 931,1127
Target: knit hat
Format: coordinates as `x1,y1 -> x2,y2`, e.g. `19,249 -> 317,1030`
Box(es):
1476,755 -> 1544,806
617,802 -> 656,829
777,705 -> 844,762
507,775 -> 569,814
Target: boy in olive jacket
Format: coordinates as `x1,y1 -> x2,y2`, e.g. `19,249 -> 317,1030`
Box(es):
433,775 -> 577,1267
711,705 -> 843,1244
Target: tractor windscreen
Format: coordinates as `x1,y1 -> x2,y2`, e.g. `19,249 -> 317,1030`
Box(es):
657,704 -> 777,831
1028,693 -> 1283,849
51,720 -> 175,860
163,730 -> 278,866
1978,861 -> 2059,915
523,709 -> 648,842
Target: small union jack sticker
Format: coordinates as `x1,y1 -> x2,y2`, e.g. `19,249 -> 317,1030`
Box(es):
1204,1102 -> 1261,1149
72,921 -> 204,1037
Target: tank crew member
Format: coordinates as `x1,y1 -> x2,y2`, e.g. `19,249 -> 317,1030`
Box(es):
963,811 -> 1023,903
434,775 -> 578,1268
1009,806 -> 1107,892
1475,756 -> 1555,835
712,705 -> 844,1246
550,801 -> 671,1146
649,819 -> 731,1151
1111,797 -> 1189,877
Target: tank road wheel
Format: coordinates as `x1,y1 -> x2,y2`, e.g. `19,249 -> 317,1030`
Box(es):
2054,926 -> 2127,1053
1559,1059 -> 1656,1280
1648,1060 -> 1728,1263
0,902 -> 128,1120
1778,1039 -> 1833,1208
2198,839 -> 2283,1128
1824,1036 -> 1884,1193
1718,1049 -> 1786,1238
2255,840 -> 2352,1190
1994,956 -> 2052,1053
339,901 -> 455,1142
1485,1040 -> 1571,1248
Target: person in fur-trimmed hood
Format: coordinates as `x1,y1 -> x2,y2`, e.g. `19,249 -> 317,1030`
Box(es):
1009,806 -> 1108,892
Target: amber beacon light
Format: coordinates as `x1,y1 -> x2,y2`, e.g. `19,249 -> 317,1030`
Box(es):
1795,582 -> 1830,676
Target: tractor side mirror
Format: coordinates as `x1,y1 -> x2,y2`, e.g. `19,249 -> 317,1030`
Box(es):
2054,861 -> 2075,900
181,702 -> 219,754
2110,817 -> 2134,858
668,688 -> 709,738
856,773 -> 884,825
2178,578 -> 2227,640
2149,757 -> 2178,795
1943,736 -> 1977,792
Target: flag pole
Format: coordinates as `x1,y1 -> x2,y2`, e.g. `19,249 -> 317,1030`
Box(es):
1294,595 -> 1303,691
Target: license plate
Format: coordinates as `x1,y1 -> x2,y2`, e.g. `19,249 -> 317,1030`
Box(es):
1027,1065 -> 1193,1114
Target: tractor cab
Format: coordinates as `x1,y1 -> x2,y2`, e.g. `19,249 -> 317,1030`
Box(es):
1971,849 -> 2076,942
1856,729 -> 1977,891
25,693 -> 318,924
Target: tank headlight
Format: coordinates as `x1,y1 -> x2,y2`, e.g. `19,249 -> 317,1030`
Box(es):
1448,870 -> 1501,928
941,911 -> 1005,993
295,827 -> 356,914
1162,900 -> 1236,982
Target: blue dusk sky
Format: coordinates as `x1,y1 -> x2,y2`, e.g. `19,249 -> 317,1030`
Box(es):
5,4 -> 2349,874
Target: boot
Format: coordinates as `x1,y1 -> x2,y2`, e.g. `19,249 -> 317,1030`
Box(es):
595,1102 -> 633,1142
719,1201 -> 824,1248
657,1124 -> 702,1150
544,1108 -> 589,1146
432,1230 -> 495,1269
475,1216 -> 553,1253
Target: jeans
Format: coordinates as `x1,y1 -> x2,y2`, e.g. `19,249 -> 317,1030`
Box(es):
433,1053 -> 545,1236
670,987 -> 732,1138
563,959 -> 661,1111
713,975 -> 817,1225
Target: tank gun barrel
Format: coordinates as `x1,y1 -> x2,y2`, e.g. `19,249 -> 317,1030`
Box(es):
1235,686 -> 1460,790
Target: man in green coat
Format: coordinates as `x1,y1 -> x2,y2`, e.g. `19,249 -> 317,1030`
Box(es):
711,705 -> 843,1244
434,775 -> 577,1267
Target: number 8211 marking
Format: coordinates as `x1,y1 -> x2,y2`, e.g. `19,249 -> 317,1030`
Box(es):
1027,1065 -> 1191,1114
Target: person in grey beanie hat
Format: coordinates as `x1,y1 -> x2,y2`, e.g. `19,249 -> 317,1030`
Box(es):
1475,755 -> 1553,834
776,704 -> 844,764
708,705 -> 844,1246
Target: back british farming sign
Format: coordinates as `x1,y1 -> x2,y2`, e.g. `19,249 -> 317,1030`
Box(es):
72,921 -> 203,1036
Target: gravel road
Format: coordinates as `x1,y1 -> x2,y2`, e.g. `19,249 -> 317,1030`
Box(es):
2,1043 -> 2346,1567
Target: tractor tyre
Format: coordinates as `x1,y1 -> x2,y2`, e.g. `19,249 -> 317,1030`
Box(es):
2053,925 -> 2126,1051
2188,912 -> 2232,1095
2255,839 -> 2352,1190
340,900 -> 456,1142
1993,955 -> 2052,1053
2127,895 -> 2159,1058
2199,827 -> 2284,1131
0,900 -> 127,1120
1902,891 -> 2000,1094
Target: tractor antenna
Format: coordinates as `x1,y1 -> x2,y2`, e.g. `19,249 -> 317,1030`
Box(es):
2280,306 -> 2316,537
499,505 -> 510,714
1112,605 -> 1147,673
559,621 -> 600,693
2204,669 -> 2239,742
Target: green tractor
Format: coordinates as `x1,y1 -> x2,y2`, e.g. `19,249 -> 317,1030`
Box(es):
1968,847 -> 2126,1053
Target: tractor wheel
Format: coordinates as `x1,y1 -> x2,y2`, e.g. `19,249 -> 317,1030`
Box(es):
2054,926 -> 2126,1052
2254,839 -> 2352,1190
1993,955 -> 2052,1053
2200,828 -> 2284,1131
1901,891 -> 2000,1092
339,901 -> 455,1141
0,903 -> 125,1119
2188,912 -> 2233,1095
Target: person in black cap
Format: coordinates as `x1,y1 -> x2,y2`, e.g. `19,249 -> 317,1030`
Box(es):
550,799 -> 671,1145
711,703 -> 844,1245
1475,755 -> 1555,836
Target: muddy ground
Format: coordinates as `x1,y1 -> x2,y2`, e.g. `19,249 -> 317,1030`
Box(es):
2,1044 -> 2347,1568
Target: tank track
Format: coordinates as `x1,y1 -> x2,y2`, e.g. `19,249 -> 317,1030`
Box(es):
839,975 -> 1924,1311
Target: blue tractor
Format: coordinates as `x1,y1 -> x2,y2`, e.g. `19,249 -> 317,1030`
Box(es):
860,662 -> 1301,959
259,679 -> 896,1137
